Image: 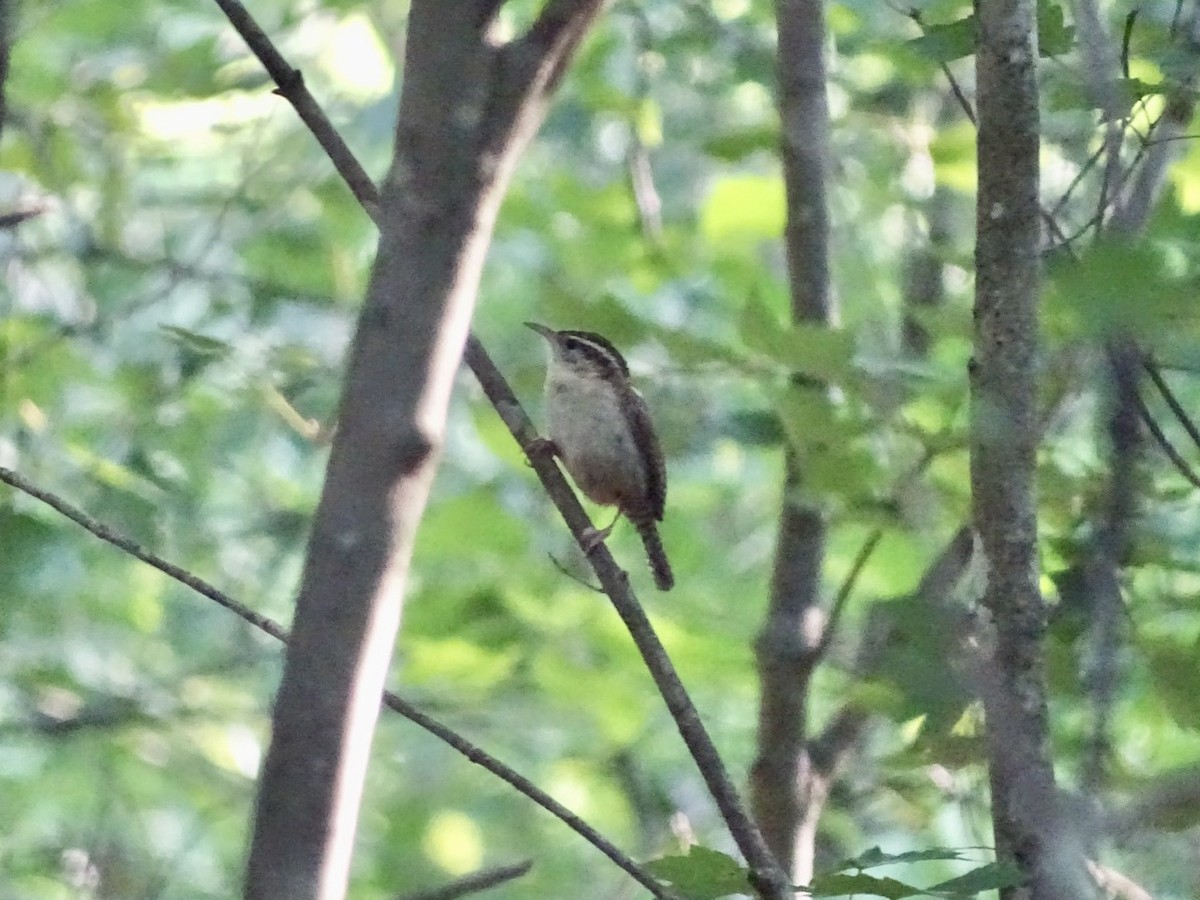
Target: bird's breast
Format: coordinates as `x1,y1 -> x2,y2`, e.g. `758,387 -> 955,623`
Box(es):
545,372 -> 646,508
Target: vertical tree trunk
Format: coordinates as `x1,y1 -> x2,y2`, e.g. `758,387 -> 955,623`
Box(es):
972,2 -> 1087,897
752,0 -> 833,885
242,4 -> 604,898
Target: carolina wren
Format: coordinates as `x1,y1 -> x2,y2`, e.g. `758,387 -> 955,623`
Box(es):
526,322 -> 674,591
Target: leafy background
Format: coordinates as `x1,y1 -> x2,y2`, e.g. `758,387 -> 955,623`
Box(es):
3,0 -> 1200,897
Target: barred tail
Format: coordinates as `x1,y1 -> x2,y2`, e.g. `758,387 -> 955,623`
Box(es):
634,519 -> 674,591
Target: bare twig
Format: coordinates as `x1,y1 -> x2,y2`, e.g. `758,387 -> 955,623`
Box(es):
1134,386 -> 1200,489
463,340 -> 788,897
397,861 -> 533,900
210,0 -> 381,218
0,465 -> 677,900
1086,861 -> 1152,900
0,466 -> 289,642
813,528 -> 882,661
1142,354 -> 1200,453
939,61 -> 977,125
0,205 -> 44,229
904,10 -> 977,124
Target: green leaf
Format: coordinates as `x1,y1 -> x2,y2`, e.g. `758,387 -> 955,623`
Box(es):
738,296 -> 855,382
907,17 -> 976,64
1045,238 -> 1196,339
1145,635 -> 1200,729
699,173 -> 785,243
1037,0 -> 1075,57
929,861 -> 1024,894
645,846 -> 755,900
808,871 -> 924,899
908,1 -> 1074,63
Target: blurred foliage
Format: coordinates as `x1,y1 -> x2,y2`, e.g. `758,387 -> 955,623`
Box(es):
4,0 -> 1200,898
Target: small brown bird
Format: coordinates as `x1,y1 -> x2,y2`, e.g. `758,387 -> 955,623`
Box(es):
526,323 -> 673,590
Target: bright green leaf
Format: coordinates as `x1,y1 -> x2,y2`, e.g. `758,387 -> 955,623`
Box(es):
645,846 -> 755,900
699,174 -> 785,243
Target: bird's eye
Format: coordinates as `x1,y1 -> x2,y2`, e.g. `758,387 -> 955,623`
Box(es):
563,338 -> 580,351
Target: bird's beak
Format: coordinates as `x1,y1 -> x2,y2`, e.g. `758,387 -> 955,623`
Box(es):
524,321 -> 554,341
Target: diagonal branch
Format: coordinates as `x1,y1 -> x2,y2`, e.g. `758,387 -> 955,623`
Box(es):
212,3 -> 784,894
463,341 -> 788,898
521,0 -> 606,94
0,465 -> 676,900
1142,354 -> 1200,453
210,0 -> 380,218
1133,386 -> 1200,490
396,860 -> 532,900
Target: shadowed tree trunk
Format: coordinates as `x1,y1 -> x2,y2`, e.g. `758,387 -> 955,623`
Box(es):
751,0 -> 833,885
242,3 -> 604,898
972,1 -> 1088,897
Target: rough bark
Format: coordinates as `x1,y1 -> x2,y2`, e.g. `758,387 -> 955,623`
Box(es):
242,4 -> 604,898
0,0 -> 12,142
972,2 -> 1089,897
751,0 -> 833,885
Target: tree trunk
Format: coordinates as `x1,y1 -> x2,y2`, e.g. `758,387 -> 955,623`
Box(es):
972,2 -> 1088,897
752,0 -> 833,885
242,4 -> 604,898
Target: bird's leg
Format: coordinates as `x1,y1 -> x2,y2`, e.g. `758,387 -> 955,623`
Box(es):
581,510 -> 623,553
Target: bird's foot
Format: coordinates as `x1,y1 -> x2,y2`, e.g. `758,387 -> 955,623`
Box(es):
525,436 -> 560,466
579,523 -> 614,553
580,511 -> 622,553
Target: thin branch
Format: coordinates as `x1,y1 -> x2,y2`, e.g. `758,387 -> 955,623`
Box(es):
815,447 -> 939,661
210,0 -> 381,218
0,205 -> 44,229
1142,354 -> 1200,453
813,528 -> 882,661
1048,141 -> 1106,219
1120,11 -> 1136,81
463,340 -> 788,896
1133,387 -> 1200,489
1086,861 -> 1151,900
905,10 -> 977,124
904,7 -> 1086,260
0,466 -> 290,643
0,465 -> 677,900
939,61 -> 977,125
397,861 -> 533,900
